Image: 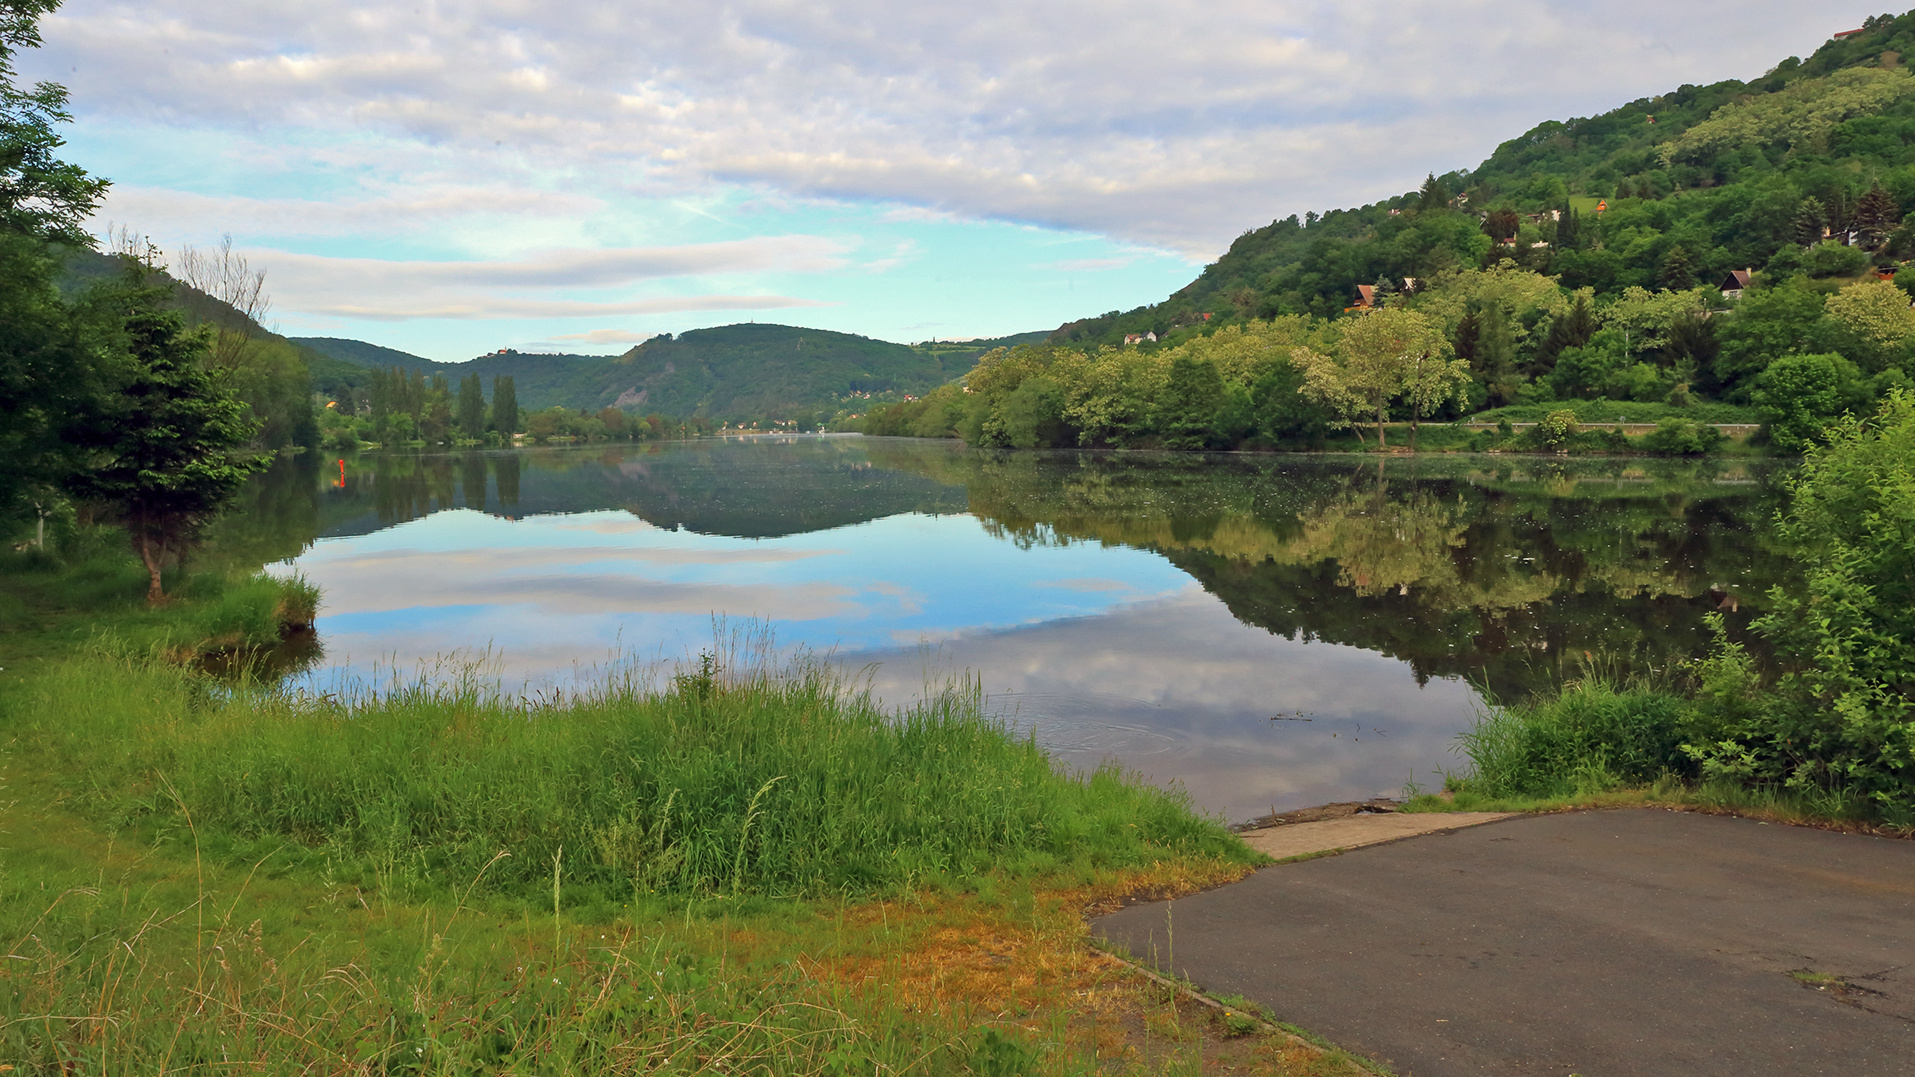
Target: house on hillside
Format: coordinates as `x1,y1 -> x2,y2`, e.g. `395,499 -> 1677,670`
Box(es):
1353,284 -> 1376,310
1122,331 -> 1159,345
1719,269 -> 1754,299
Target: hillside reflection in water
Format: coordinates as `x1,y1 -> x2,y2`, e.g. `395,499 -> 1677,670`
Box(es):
230,436 -> 1789,822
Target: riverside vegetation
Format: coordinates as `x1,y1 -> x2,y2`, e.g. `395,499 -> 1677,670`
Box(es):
1422,392 -> 1915,830
0,537 -> 1395,1074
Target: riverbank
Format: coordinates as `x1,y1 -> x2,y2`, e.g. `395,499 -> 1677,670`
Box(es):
0,543 -> 1378,1074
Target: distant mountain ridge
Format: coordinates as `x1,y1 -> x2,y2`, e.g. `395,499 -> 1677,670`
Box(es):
294,326 -> 1046,419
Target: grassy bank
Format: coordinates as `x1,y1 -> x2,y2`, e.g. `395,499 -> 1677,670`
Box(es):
18,645 -> 1241,908
1414,672 -> 1915,833
0,540 -> 1372,1074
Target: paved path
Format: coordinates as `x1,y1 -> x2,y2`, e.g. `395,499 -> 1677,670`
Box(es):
1237,811 -> 1515,861
1096,809 -> 1915,1076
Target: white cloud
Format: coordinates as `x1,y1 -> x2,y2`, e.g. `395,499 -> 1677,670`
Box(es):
545,328 -> 660,345
242,241 -> 843,320
33,1 -> 1891,259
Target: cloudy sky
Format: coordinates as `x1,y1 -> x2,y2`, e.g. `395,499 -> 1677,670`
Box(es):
23,1 -> 1888,359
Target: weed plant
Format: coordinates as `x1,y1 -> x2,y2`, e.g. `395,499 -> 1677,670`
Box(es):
13,641 -> 1246,908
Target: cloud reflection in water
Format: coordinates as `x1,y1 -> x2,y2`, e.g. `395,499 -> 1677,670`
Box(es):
289,498 -> 1478,822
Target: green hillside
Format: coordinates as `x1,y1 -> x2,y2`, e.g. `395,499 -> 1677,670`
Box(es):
296,326 -> 1043,420
1051,13 -> 1915,348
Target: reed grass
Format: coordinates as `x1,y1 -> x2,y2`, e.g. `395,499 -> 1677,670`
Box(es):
14,639 -> 1246,908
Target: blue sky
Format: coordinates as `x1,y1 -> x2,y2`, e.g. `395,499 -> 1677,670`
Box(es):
23,1 -> 1894,360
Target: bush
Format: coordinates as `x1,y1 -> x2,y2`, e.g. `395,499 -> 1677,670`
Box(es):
1529,409 -> 1579,449
1686,391 -> 1915,823
1804,240 -> 1870,279
1459,680 -> 1693,799
1752,352 -> 1863,451
1642,418 -> 1724,456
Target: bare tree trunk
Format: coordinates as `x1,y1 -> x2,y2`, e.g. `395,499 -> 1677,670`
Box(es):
1375,397 -> 1388,449
1409,413 -> 1420,452
138,531 -> 165,604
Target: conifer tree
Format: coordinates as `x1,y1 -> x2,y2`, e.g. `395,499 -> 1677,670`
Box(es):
457,373 -> 485,439
66,258 -> 267,602
1856,184 -> 1900,249
1659,244 -> 1696,291
1794,197 -> 1828,247
492,374 -> 518,436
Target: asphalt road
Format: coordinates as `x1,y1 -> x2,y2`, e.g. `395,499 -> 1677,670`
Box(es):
1094,809 -> 1915,1076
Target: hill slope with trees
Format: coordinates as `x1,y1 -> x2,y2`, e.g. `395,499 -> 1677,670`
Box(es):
1051,13 -> 1915,347
864,12 -> 1915,455
296,327 -> 1046,422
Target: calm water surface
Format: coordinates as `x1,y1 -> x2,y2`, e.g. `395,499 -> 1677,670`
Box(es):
225,437 -> 1791,823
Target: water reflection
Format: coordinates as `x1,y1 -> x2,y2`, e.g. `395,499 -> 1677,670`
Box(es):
225,438 -> 1789,820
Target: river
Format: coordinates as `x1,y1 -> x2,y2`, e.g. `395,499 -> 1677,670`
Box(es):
207,436 -> 1792,823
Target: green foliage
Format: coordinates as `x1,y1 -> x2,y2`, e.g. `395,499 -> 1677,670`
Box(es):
1642,417 -> 1725,456
1458,680 -> 1694,799
492,373 -> 518,434
1804,240 -> 1870,278
63,262 -> 271,601
1752,352 -> 1863,450
1691,392 -> 1915,819
0,0 -> 108,246
1530,408 -> 1580,449
1661,67 -> 1915,165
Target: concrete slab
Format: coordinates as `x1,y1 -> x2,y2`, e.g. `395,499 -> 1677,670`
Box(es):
1238,812 -> 1517,860
1097,809 -> 1915,1077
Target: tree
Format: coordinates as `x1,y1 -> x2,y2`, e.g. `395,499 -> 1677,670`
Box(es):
171,234 -> 268,369
1752,352 -> 1861,451
1294,307 -> 1454,448
457,373 -> 486,440
1537,292 -> 1596,374
0,0 -> 108,524
1658,244 -> 1696,291
1688,391 -> 1915,814
1823,278 -> 1915,371
1665,310 -> 1720,383
492,374 -> 519,436
66,260 -> 269,602
1482,207 -> 1521,244
0,0 -> 108,246
1472,302 -> 1517,406
1416,173 -> 1451,213
1855,184 -> 1900,250
1157,355 -> 1224,449
1793,196 -> 1828,248
1555,207 -> 1582,250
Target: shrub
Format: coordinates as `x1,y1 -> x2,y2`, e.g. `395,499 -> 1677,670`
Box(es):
1642,418 -> 1724,456
1459,680 -> 1693,799
1686,391 -> 1915,822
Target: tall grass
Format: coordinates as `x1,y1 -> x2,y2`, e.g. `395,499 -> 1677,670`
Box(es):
1454,677 -> 1693,800
16,641 -> 1246,906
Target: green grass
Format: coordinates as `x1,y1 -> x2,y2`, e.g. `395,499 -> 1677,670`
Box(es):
13,642 -> 1245,909
0,527 -> 1369,1076
1468,400 -> 1760,426
1413,672 -> 1913,833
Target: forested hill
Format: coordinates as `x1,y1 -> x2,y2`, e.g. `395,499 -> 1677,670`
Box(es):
297,325 -> 1045,420
1051,12 -> 1915,347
